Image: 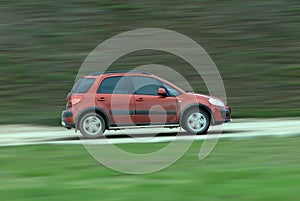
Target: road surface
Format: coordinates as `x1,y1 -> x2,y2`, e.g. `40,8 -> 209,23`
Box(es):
0,118 -> 299,147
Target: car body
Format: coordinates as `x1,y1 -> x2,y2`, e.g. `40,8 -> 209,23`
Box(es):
61,71 -> 231,138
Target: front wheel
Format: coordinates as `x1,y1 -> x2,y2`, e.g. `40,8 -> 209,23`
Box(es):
182,109 -> 210,134
78,113 -> 106,138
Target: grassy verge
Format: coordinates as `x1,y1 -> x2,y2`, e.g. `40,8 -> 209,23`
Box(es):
1,136 -> 300,201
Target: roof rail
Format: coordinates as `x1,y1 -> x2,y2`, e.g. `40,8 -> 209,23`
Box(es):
91,70 -> 151,76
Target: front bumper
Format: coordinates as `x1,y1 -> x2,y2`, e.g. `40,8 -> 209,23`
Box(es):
221,107 -> 231,122
61,110 -> 75,128
212,107 -> 231,125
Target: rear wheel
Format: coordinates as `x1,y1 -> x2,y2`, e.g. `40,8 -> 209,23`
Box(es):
182,108 -> 210,134
78,113 -> 105,138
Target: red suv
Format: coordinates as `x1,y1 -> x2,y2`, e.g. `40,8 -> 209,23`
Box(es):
61,71 -> 231,138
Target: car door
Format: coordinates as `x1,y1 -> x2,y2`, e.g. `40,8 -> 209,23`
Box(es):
95,76 -> 135,125
129,76 -> 178,125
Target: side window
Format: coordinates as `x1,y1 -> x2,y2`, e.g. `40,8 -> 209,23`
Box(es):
131,76 -> 161,96
97,76 -> 130,94
162,83 -> 181,97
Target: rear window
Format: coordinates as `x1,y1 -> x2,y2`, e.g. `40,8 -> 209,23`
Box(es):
71,78 -> 95,93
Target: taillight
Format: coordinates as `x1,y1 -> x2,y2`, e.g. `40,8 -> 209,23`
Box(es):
68,95 -> 84,108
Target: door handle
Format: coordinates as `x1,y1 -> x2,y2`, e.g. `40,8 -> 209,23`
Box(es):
97,97 -> 106,102
136,97 -> 144,102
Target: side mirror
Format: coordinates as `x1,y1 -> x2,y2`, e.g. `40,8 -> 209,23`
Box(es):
158,88 -> 167,97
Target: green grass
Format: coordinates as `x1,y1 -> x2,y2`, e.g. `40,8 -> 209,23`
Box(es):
0,0 -> 300,125
1,136 -> 300,201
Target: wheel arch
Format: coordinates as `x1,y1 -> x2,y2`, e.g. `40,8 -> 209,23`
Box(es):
76,107 -> 111,129
180,104 -> 214,125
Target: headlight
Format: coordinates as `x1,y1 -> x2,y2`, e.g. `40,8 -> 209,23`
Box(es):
209,98 -> 225,107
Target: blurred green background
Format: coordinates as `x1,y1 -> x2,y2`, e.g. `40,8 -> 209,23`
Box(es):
0,0 -> 299,125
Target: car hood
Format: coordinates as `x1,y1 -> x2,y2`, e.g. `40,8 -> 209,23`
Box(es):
186,92 -> 226,103
186,92 -> 210,99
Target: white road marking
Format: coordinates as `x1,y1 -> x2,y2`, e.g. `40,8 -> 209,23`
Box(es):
0,118 -> 299,147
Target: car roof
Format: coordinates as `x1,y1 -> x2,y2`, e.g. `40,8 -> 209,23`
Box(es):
89,70 -> 152,76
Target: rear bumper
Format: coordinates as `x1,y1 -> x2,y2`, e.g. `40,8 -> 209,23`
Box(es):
61,110 -> 75,128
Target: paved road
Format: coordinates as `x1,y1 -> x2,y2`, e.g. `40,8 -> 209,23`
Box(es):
0,118 -> 299,147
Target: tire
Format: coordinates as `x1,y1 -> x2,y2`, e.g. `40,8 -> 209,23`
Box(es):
78,113 -> 106,138
182,108 -> 210,135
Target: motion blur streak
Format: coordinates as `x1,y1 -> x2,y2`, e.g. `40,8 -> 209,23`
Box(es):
0,1 -> 299,125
